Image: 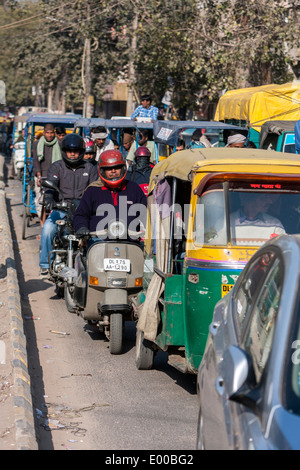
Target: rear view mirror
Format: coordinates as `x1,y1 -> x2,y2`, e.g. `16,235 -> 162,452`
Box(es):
220,345 -> 261,416
41,179 -> 59,193
221,345 -> 250,396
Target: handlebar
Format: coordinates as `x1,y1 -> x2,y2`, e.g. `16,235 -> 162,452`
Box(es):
54,201 -> 69,211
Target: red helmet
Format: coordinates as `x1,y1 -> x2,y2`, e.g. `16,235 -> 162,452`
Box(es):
84,137 -> 96,154
98,150 -> 127,189
134,146 -> 151,158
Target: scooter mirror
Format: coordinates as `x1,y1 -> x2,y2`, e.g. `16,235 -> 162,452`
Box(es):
41,179 -> 59,193
128,229 -> 144,239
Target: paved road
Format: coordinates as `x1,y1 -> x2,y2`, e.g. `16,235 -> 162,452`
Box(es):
6,175 -> 198,451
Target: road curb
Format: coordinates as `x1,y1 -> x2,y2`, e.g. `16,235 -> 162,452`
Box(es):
0,156 -> 38,450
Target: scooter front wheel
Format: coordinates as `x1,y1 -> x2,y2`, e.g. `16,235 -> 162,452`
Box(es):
109,313 -> 123,355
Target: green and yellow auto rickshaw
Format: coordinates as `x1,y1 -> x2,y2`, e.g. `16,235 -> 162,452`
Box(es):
135,147 -> 300,373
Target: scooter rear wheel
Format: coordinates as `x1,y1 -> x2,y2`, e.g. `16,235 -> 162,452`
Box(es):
109,313 -> 123,355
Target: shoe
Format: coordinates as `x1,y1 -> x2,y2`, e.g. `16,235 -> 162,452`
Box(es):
40,268 -> 49,276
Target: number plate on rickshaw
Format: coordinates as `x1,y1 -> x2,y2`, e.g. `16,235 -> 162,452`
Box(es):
104,258 -> 131,272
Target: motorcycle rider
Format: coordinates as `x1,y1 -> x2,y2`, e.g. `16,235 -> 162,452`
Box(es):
126,146 -> 153,196
39,133 -> 98,275
73,149 -> 147,241
83,137 -> 97,165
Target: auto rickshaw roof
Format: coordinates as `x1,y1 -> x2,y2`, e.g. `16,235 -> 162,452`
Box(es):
26,113 -> 81,125
148,147 -> 300,192
14,113 -> 36,124
214,82 -> 300,131
259,120 -> 297,149
153,120 -> 245,146
74,117 -> 153,130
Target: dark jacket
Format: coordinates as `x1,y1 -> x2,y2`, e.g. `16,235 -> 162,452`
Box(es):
73,180 -> 147,233
126,157 -> 153,196
45,159 -> 98,203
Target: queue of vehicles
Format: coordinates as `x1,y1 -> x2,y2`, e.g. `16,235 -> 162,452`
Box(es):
12,108 -> 300,450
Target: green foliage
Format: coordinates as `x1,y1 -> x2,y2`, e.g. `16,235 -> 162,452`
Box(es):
0,0 -> 299,114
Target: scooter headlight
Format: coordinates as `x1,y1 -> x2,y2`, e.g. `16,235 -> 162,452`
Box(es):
108,220 -> 126,239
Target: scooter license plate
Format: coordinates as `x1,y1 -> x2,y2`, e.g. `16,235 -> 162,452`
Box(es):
104,258 -> 131,272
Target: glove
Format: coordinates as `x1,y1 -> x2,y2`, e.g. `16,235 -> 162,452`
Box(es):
44,198 -> 54,212
76,227 -> 90,237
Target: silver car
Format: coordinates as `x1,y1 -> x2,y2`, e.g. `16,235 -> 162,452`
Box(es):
197,234 -> 300,450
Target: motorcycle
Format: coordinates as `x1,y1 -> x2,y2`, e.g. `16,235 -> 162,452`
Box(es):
13,141 -> 25,180
41,179 -> 79,299
71,221 -> 145,354
41,179 -> 145,355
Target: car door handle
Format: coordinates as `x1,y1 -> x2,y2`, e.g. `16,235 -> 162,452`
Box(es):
215,376 -> 224,396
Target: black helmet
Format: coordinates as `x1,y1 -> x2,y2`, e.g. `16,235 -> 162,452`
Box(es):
61,133 -> 85,168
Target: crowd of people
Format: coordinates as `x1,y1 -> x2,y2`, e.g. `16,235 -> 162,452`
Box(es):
31,95 -> 159,275
3,93 -> 260,276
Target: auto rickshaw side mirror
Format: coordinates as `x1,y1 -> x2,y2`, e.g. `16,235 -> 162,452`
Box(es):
220,345 -> 262,417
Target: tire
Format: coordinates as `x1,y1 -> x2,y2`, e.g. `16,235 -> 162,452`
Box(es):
135,329 -> 154,370
64,284 -> 77,313
55,284 -> 64,299
22,189 -> 31,239
109,313 -> 123,355
196,406 -> 205,450
22,205 -> 27,240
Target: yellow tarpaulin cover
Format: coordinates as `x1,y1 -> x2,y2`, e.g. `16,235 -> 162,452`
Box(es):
214,82 -> 300,131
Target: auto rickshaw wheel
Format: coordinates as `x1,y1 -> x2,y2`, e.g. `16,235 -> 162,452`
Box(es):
64,284 -> 77,313
22,189 -> 31,239
109,313 -> 123,355
22,205 -> 29,239
135,329 -> 154,370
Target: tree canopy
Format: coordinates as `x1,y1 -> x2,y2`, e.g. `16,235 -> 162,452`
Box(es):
0,0 -> 299,116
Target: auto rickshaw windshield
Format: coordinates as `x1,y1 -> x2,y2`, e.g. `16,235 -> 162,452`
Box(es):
195,180 -> 300,247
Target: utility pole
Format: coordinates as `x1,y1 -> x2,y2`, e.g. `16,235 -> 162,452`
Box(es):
82,4 -> 92,118
126,12 -> 138,117
0,81 -> 6,105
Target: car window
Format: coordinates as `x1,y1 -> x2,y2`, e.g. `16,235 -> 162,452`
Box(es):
284,291 -> 300,416
234,250 -> 275,334
243,258 -> 283,383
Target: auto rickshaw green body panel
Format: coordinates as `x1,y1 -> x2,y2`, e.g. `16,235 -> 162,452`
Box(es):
136,144 -> 300,374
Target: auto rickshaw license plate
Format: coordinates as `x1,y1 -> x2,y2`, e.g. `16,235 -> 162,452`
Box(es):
104,258 -> 131,272
221,284 -> 234,297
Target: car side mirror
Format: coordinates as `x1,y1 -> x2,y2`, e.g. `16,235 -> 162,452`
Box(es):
221,345 -> 261,416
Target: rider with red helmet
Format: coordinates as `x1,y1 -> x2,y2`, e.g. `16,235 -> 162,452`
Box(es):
73,149 -> 147,239
83,137 -> 97,164
127,146 -> 153,196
